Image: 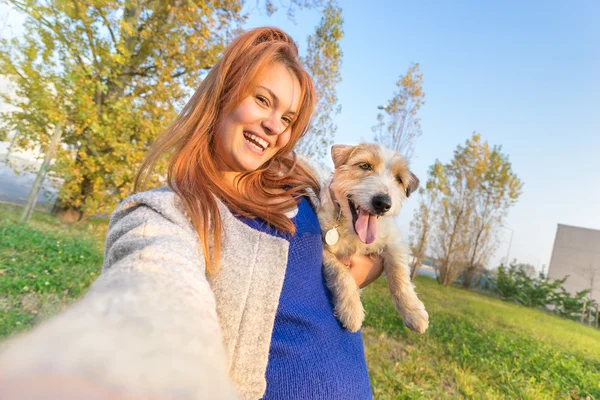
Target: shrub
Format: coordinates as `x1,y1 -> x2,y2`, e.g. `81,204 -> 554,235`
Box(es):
489,261 -> 595,325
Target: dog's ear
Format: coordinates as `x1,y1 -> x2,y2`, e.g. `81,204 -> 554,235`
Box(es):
406,172 -> 420,197
331,145 -> 356,168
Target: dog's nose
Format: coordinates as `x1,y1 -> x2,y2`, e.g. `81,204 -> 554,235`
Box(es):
372,194 -> 392,214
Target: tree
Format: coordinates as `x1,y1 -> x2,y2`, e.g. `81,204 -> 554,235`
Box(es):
427,133 -> 522,286
295,0 -> 343,161
1,0 -> 247,221
423,152 -> 473,287
409,184 -> 437,280
459,134 -> 523,288
372,63 -> 424,161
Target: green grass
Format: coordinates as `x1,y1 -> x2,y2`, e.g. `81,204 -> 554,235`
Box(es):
363,276 -> 600,399
0,203 -> 107,337
1,202 -> 599,399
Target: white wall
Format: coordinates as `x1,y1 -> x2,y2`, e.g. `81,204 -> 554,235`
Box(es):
548,224 -> 600,302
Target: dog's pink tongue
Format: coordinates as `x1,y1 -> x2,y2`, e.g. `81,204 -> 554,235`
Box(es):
355,208 -> 377,244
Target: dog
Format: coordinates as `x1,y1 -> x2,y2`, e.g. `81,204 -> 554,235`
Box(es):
317,143 -> 429,333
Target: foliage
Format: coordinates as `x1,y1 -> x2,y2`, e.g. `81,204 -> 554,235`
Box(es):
490,263 -> 566,308
372,63 -> 424,161
427,158 -> 471,287
514,271 -> 565,308
553,287 -> 594,320
490,263 -> 522,300
461,135 -> 523,288
295,0 -> 343,161
417,133 -> 522,286
262,0 -> 324,20
489,262 -> 594,322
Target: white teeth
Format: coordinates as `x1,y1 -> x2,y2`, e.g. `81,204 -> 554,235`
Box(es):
243,132 -> 269,151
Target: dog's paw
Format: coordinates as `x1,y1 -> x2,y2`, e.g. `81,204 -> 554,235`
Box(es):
402,305 -> 429,334
335,297 -> 365,333
338,306 -> 365,333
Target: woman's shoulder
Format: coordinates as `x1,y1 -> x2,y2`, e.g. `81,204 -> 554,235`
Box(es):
113,186 -> 190,225
103,186 -> 204,273
107,186 -> 197,246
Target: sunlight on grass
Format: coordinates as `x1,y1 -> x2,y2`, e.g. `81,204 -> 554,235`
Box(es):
0,203 -> 108,336
362,277 -> 600,399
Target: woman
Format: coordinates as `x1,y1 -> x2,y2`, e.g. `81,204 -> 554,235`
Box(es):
0,27 -> 382,399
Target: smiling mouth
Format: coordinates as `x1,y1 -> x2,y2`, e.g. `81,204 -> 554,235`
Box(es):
347,197 -> 378,245
243,131 -> 269,153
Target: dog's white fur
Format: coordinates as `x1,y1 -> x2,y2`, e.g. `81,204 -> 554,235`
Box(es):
317,143 -> 429,333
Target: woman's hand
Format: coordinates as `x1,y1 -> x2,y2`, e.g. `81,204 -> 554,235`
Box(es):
341,254 -> 384,289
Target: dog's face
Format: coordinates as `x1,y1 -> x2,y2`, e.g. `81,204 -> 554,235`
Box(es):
330,143 -> 419,245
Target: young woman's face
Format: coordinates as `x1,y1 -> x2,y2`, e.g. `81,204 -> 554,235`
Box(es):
214,62 -> 302,176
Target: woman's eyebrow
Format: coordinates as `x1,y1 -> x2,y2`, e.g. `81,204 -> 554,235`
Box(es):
258,85 -> 296,115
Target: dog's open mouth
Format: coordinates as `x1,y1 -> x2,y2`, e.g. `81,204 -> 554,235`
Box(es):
348,198 -> 378,245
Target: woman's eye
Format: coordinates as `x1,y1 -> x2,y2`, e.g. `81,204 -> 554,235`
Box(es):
256,96 -> 269,106
359,163 -> 372,171
282,116 -> 292,125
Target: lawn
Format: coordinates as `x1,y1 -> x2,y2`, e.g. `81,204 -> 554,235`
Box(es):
362,277 -> 600,399
0,203 -> 106,337
1,203 -> 599,399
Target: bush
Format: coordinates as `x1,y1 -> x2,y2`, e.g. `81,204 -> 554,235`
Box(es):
489,262 -> 594,324
491,263 -> 521,300
553,287 -> 593,320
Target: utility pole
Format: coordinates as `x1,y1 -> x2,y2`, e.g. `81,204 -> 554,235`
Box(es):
20,124 -> 62,223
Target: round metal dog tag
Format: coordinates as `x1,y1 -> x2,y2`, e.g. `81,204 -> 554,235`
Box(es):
325,227 -> 339,246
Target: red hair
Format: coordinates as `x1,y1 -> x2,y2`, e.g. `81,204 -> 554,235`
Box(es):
136,27 -> 319,273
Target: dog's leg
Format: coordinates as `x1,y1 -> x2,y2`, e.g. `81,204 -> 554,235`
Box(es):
322,250 -> 365,332
383,244 -> 429,333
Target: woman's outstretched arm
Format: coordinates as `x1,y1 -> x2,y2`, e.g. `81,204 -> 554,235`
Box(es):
0,189 -> 238,399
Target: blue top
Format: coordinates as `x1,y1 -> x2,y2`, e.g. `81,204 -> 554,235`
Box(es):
235,197 -> 372,400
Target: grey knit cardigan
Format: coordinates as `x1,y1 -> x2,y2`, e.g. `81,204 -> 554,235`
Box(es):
0,184 -> 322,400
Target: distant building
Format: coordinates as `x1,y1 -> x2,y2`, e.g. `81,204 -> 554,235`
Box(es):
548,224 -> 600,302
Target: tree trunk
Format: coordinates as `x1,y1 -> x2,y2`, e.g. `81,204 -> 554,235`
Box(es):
443,271 -> 453,287
51,174 -> 94,222
20,125 -> 63,223
3,131 -> 20,163
51,197 -> 82,223
463,266 -> 474,288
410,257 -> 421,280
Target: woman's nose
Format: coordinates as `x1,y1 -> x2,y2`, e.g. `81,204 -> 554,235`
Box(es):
261,114 -> 285,136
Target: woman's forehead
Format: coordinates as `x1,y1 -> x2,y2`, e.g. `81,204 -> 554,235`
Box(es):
255,63 -> 302,113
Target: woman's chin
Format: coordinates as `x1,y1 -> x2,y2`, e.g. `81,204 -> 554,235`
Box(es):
235,151 -> 272,172
236,158 -> 264,174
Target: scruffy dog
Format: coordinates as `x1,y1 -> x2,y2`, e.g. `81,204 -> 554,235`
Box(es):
317,143 -> 429,333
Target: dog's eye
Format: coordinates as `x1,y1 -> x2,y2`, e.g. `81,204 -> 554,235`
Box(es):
358,163 -> 372,171
396,176 -> 403,185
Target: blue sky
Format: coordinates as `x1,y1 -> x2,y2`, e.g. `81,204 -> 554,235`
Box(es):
1,1 -> 598,271
246,1 -> 600,270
